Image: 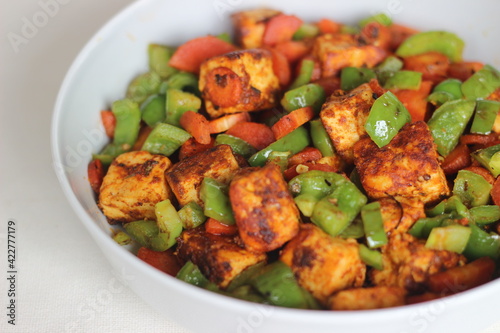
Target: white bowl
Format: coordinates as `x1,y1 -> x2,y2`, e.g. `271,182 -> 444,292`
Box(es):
51,0 -> 500,332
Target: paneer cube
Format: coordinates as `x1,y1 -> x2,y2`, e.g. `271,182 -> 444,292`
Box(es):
229,164 -> 300,252
98,151 -> 173,224
231,9 -> 281,49
312,33 -> 386,78
320,83 -> 376,164
280,224 -> 366,305
370,232 -> 465,292
176,227 -> 266,289
199,49 -> 280,118
378,197 -> 403,233
165,144 -> 240,207
353,121 -> 450,204
328,286 -> 406,310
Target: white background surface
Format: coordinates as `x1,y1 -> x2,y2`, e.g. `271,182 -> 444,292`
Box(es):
1,1 -> 500,333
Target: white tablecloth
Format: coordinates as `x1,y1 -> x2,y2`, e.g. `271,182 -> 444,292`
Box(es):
1,1 -> 499,332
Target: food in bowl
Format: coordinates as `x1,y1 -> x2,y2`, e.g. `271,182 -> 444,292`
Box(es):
86,8 -> 500,311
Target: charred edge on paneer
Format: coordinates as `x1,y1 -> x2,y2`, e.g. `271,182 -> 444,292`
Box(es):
231,8 -> 281,49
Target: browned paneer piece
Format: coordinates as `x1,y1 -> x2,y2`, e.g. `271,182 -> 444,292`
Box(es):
378,197 -> 403,233
353,121 -> 450,204
176,227 -> 266,289
370,232 -> 465,292
199,49 -> 280,118
98,151 -> 173,224
165,144 -> 240,206
280,224 -> 366,305
229,164 -> 300,252
231,8 -> 281,49
328,286 -> 407,310
312,33 -> 386,78
320,83 -> 376,164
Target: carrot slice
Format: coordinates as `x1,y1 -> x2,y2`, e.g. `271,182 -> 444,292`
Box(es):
100,110 -> 116,139
460,133 -> 500,148
491,177 -> 500,206
137,247 -> 182,276
312,76 -> 341,96
179,137 -> 215,160
205,67 -> 243,108
393,80 -> 432,122
267,47 -> 291,87
179,111 -> 211,145
263,14 -> 303,46
403,52 -> 450,83
287,147 -> 322,167
208,112 -> 251,134
225,121 -> 275,150
271,106 -> 314,140
205,218 -> 238,236
131,125 -> 153,151
88,159 -> 104,194
440,144 -> 471,175
317,18 -> 341,34
273,40 -> 311,64
447,62 -> 484,81
169,35 -> 237,74
427,257 -> 495,295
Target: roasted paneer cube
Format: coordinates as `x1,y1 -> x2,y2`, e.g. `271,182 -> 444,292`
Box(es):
312,33 -> 386,78
378,197 -> 403,233
229,164 -> 300,252
98,151 -> 173,224
165,144 -> 240,207
370,232 -> 465,292
353,121 -> 450,204
176,227 -> 266,289
328,286 -> 406,310
231,9 -> 281,49
199,49 -> 280,118
280,224 -> 366,305
320,83 -> 376,164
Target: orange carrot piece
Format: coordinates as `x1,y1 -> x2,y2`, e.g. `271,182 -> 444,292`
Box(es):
205,218 -> 238,236
447,62 -> 484,81
179,137 -> 215,160
208,112 -> 251,134
440,144 -> 471,175
460,133 -> 500,148
137,247 -> 182,276
287,147 -> 322,167
88,159 -> 104,194
204,67 -> 243,107
267,47 -> 291,87
427,257 -> 496,295
225,121 -> 275,150
271,106 -> 314,140
360,22 -> 391,50
131,125 -> 153,151
317,18 -> 341,34
179,111 -> 211,145
273,40 -> 311,64
388,23 -> 419,51
492,177 -> 500,206
169,35 -> 237,74
393,80 -> 432,122
403,52 -> 450,83
100,110 -> 116,139
263,14 -> 303,46
312,76 -> 341,96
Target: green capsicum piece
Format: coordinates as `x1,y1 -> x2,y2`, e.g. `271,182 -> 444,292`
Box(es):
289,59 -> 315,90
215,134 -> 257,158
472,144 -> 500,177
358,244 -> 384,270
126,71 -> 162,104
249,126 -> 310,167
470,205 -> 500,225
427,78 -> 463,107
340,67 -> 376,91
162,72 -> 200,96
141,122 -> 191,156
225,261 -> 267,292
293,23 -> 320,40
470,100 -> 500,135
375,56 -> 404,86
123,220 -> 159,248
395,31 -> 464,62
200,177 -> 235,225
364,91 -> 411,148
427,99 -> 476,156
453,170 -> 492,208
148,44 -> 178,79
266,150 -> 292,172
408,214 -> 452,239
361,201 -> 388,248
339,217 -> 365,239
92,142 -> 127,166
111,99 -> 141,149
165,89 -> 201,127
112,231 -> 132,246
150,199 -> 184,251
359,13 -> 392,27
425,224 -> 471,253
281,83 -> 326,113
176,261 -> 219,290
141,94 -> 166,127
178,201 -> 207,229
426,195 -> 470,220
461,64 -> 500,100
463,224 -> 500,261
382,70 -> 422,90
310,119 -> 335,157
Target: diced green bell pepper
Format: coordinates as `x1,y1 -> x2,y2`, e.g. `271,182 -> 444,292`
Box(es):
148,44 -> 178,79
165,89 -> 201,127
361,202 -> 388,248
470,100 -> 500,135
293,23 -> 320,40
358,244 -> 384,270
112,231 -> 132,246
111,99 -> 141,149
359,13 -> 392,27
461,64 -> 500,100
364,91 -> 411,148
161,72 -> 200,96
266,150 -> 292,172
396,31 -> 464,62
470,205 -> 500,225
215,134 -> 257,158
289,59 -> 315,90
472,144 -> 500,177
200,177 -> 235,225
226,261 -> 266,292
150,199 -> 183,251
463,224 -> 500,261
176,261 -> 218,290
92,142 -> 127,166
178,201 -> 207,229
141,122 -> 191,156
339,217 -> 365,239
141,94 -> 166,127
126,71 -> 162,104
310,119 -> 335,157
426,195 -> 470,220
340,67 -> 376,91
382,70 -> 422,90
427,99 -> 476,156
281,83 -> 326,113
123,220 -> 159,248
453,170 -> 492,208
408,214 -> 452,239
425,224 -> 471,253
427,79 -> 463,107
